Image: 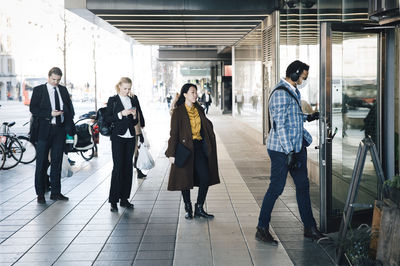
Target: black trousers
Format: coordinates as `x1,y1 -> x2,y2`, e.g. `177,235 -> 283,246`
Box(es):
35,125 -> 65,196
109,136 -> 135,203
182,140 -> 210,205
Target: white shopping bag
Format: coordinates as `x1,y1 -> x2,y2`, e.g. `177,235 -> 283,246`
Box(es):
136,144 -> 155,170
142,129 -> 150,148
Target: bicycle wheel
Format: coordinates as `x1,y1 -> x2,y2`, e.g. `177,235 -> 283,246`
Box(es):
80,147 -> 94,161
2,137 -> 23,170
17,136 -> 36,164
0,143 -> 5,169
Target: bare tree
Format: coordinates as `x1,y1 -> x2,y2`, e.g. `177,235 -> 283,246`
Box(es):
57,10 -> 69,87
91,27 -> 99,111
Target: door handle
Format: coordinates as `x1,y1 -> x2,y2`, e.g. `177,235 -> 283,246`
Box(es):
327,127 -> 338,140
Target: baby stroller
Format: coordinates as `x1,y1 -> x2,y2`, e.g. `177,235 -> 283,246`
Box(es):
68,112 -> 99,161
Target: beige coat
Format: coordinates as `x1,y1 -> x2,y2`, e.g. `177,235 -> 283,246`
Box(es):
165,103 -> 219,191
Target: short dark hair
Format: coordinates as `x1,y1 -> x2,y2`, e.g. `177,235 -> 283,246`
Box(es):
285,60 -> 309,78
48,67 -> 63,77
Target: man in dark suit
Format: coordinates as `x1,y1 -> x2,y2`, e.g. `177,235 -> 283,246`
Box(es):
200,90 -> 212,114
30,67 -> 75,204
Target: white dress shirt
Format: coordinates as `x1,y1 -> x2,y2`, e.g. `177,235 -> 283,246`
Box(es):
46,83 -> 64,124
282,78 -> 297,95
117,94 -> 134,138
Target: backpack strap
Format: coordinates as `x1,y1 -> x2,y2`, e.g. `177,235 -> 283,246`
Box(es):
268,85 -> 303,132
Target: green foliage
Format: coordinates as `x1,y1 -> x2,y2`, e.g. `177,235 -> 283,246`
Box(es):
344,225 -> 374,266
384,175 -> 400,189
332,225 -> 375,266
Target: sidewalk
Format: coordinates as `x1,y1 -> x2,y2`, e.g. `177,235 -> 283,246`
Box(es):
0,103 -> 333,265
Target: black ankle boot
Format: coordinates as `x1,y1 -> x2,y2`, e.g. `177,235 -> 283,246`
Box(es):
137,169 -> 147,179
194,203 -> 214,218
184,202 -> 193,219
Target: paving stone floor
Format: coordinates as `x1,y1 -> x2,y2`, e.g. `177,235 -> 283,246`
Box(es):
0,104 -> 334,266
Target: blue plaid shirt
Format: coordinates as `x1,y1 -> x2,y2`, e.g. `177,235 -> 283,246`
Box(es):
267,79 -> 312,154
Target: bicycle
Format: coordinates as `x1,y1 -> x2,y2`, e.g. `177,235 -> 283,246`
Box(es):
0,142 -> 5,169
16,121 -> 36,164
0,122 -> 24,170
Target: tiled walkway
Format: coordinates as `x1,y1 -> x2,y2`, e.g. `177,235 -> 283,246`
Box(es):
0,103 -> 334,266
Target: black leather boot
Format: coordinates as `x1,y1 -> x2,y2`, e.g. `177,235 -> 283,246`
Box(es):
137,169 -> 147,179
194,203 -> 214,218
184,202 -> 193,219
304,226 -> 325,240
255,226 -> 278,245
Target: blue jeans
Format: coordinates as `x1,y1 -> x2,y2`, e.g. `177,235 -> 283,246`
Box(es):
257,146 -> 316,229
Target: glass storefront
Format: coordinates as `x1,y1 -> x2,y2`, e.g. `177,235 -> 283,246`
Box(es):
330,32 -> 379,214
233,26 -> 263,132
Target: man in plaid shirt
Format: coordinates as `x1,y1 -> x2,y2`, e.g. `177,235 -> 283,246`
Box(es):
255,60 -> 324,245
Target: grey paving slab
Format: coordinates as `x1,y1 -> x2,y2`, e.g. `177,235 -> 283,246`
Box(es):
134,259 -> 173,266
1,105 -> 335,266
94,261 -> 132,266
213,115 -> 334,266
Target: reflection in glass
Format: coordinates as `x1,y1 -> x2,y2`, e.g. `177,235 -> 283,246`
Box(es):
233,26 -> 263,131
331,32 -> 379,215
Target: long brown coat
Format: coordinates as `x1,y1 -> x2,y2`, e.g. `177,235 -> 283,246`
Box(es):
165,103 -> 220,191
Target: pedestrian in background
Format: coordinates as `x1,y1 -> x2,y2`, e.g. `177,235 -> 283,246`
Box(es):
105,77 -> 138,212
30,67 -> 75,203
165,83 -> 220,219
256,60 -> 323,245
201,90 -> 212,114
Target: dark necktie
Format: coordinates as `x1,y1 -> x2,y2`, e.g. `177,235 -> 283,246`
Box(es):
54,87 -> 61,125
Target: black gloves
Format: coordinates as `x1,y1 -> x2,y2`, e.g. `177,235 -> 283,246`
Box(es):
307,112 -> 320,122
138,134 -> 144,143
287,151 -> 302,169
287,151 -> 297,170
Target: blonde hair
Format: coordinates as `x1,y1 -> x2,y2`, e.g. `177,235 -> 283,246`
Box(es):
115,77 -> 132,93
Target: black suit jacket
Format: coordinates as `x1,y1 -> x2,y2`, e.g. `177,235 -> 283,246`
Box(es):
132,94 -> 145,128
29,84 -> 75,141
105,95 -> 139,141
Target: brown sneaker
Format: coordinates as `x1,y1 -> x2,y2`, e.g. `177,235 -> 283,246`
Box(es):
255,227 -> 278,245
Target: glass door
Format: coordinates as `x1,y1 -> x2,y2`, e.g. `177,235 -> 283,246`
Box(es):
319,22 -> 382,232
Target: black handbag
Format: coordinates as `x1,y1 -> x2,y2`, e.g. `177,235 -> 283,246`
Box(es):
174,142 -> 191,168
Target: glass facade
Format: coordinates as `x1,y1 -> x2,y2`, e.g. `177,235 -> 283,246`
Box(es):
233,26 -> 263,132
228,0 -> 400,229
330,32 -> 379,214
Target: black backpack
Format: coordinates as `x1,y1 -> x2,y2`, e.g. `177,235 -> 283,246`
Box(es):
96,97 -> 116,136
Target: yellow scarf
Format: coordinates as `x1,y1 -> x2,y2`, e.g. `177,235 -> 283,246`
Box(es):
185,104 -> 202,140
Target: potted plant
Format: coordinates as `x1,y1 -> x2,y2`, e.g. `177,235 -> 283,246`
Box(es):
383,175 -> 400,205
333,225 -> 376,266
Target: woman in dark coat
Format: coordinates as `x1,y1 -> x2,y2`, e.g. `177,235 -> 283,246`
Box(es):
165,83 -> 220,219
105,77 -> 138,212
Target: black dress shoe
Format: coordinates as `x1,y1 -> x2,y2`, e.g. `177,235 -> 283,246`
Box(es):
120,200 -> 134,209
50,193 -> 69,201
255,226 -> 278,246
184,202 -> 193,219
304,226 -> 325,240
194,203 -> 214,218
37,195 -> 46,204
137,169 -> 147,179
110,203 -> 118,212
